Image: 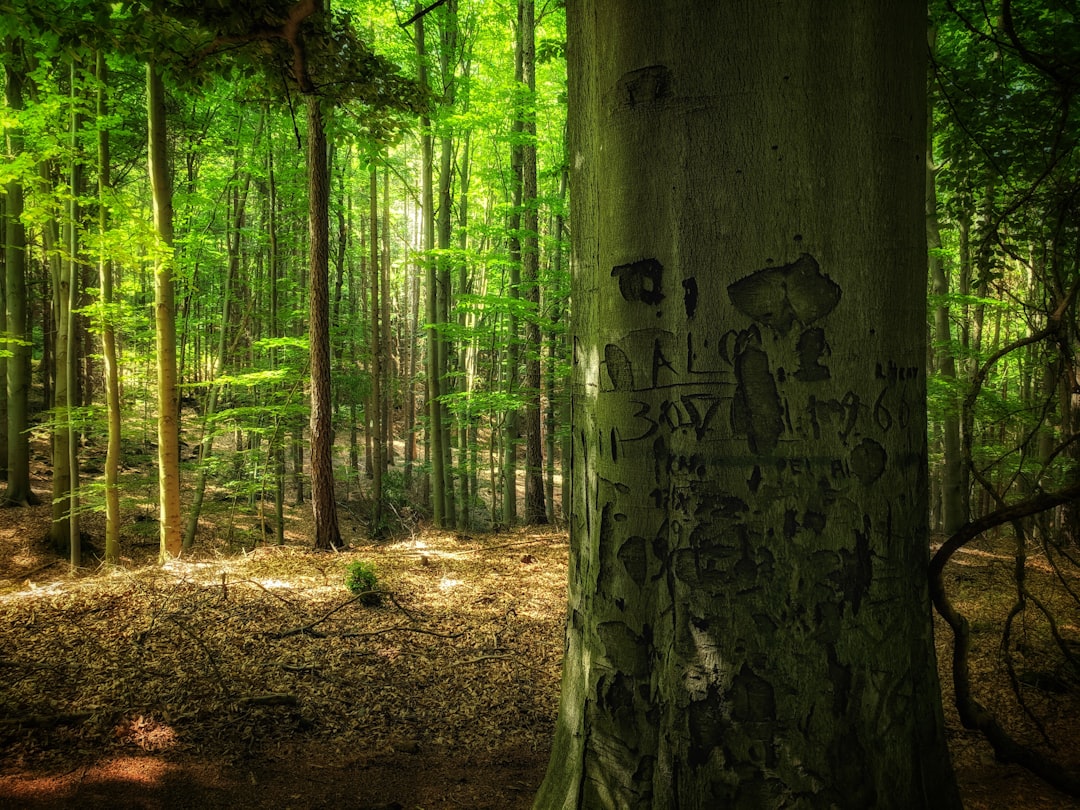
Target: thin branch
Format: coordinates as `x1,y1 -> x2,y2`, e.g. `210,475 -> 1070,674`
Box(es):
400,0 -> 451,28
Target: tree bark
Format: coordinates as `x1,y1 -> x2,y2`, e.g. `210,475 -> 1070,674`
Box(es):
537,3 -> 961,807
306,93 -> 342,550
147,61 -> 182,561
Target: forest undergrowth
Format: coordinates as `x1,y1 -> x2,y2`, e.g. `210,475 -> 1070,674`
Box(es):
0,472 -> 1076,808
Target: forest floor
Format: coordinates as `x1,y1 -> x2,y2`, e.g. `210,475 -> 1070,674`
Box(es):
0,474 -> 1076,808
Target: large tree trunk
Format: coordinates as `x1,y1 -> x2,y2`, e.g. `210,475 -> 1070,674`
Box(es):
306,94 -> 342,550
147,61 -> 182,560
536,3 -> 961,808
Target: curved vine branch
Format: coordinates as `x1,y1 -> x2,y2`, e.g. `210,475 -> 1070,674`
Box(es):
929,481 -> 1080,797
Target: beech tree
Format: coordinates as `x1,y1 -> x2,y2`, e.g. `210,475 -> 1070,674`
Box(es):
536,2 -> 961,807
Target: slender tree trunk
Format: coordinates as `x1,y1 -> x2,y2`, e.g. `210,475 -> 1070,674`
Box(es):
436,0 -> 458,527
306,94 -> 342,550
417,7 -> 446,525
3,42 -> 37,507
547,159 -> 569,521
147,62 -> 182,561
381,168 -> 393,469
0,196 -> 6,483
58,59 -> 83,565
369,164 -> 384,532
927,32 -> 964,535
267,131 -> 286,545
183,174 -> 246,550
503,13 -> 525,528
97,52 -> 121,565
52,113 -> 76,554
537,3 -> 961,807
519,0 -> 547,525
404,217 -> 421,491
457,128 -> 473,526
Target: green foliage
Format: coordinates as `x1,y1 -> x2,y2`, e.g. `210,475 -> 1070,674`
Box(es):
344,560 -> 382,606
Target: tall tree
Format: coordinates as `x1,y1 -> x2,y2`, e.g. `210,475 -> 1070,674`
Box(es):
147,60 -> 182,560
536,2 -> 961,807
927,25 -> 964,535
3,38 -> 37,507
416,5 -> 447,525
369,162 -> 384,533
96,50 -> 121,565
306,91 -> 342,550
53,58 -> 83,563
519,0 -> 546,525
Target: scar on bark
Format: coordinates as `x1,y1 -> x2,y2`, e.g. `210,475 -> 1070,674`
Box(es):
732,330 -> 783,454
727,253 -> 841,336
615,64 -> 671,109
612,258 -> 664,305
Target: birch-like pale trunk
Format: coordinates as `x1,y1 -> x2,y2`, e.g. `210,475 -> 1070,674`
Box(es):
537,3 -> 961,807
147,62 -> 182,561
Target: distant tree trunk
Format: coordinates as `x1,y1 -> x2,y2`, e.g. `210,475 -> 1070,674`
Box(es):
536,3 -> 961,807
519,0 -> 547,526
457,127 -> 473,526
417,6 -> 447,525
3,42 -> 37,507
266,132 -> 286,546
0,196 -> 6,484
436,0 -> 458,527
97,52 -> 121,565
53,59 -> 83,563
546,159 -> 569,522
147,62 -> 182,561
502,9 -> 525,528
927,31 -> 964,535
369,163 -> 384,533
404,231 -> 421,492
183,174 -> 245,551
381,168 -> 394,470
306,93 -> 342,551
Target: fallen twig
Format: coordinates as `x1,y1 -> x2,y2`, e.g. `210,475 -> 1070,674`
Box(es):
339,623 -> 463,640
236,693 -> 298,708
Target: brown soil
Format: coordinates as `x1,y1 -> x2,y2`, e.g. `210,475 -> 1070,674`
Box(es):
0,487 -> 1077,808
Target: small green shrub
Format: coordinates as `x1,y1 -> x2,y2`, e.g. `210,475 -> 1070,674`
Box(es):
345,560 -> 382,606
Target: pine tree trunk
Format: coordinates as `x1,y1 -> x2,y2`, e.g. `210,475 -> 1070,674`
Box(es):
147,61 -> 182,560
537,3 -> 961,807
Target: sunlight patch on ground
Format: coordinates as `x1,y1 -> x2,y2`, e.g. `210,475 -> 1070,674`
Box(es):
113,716 -> 178,753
